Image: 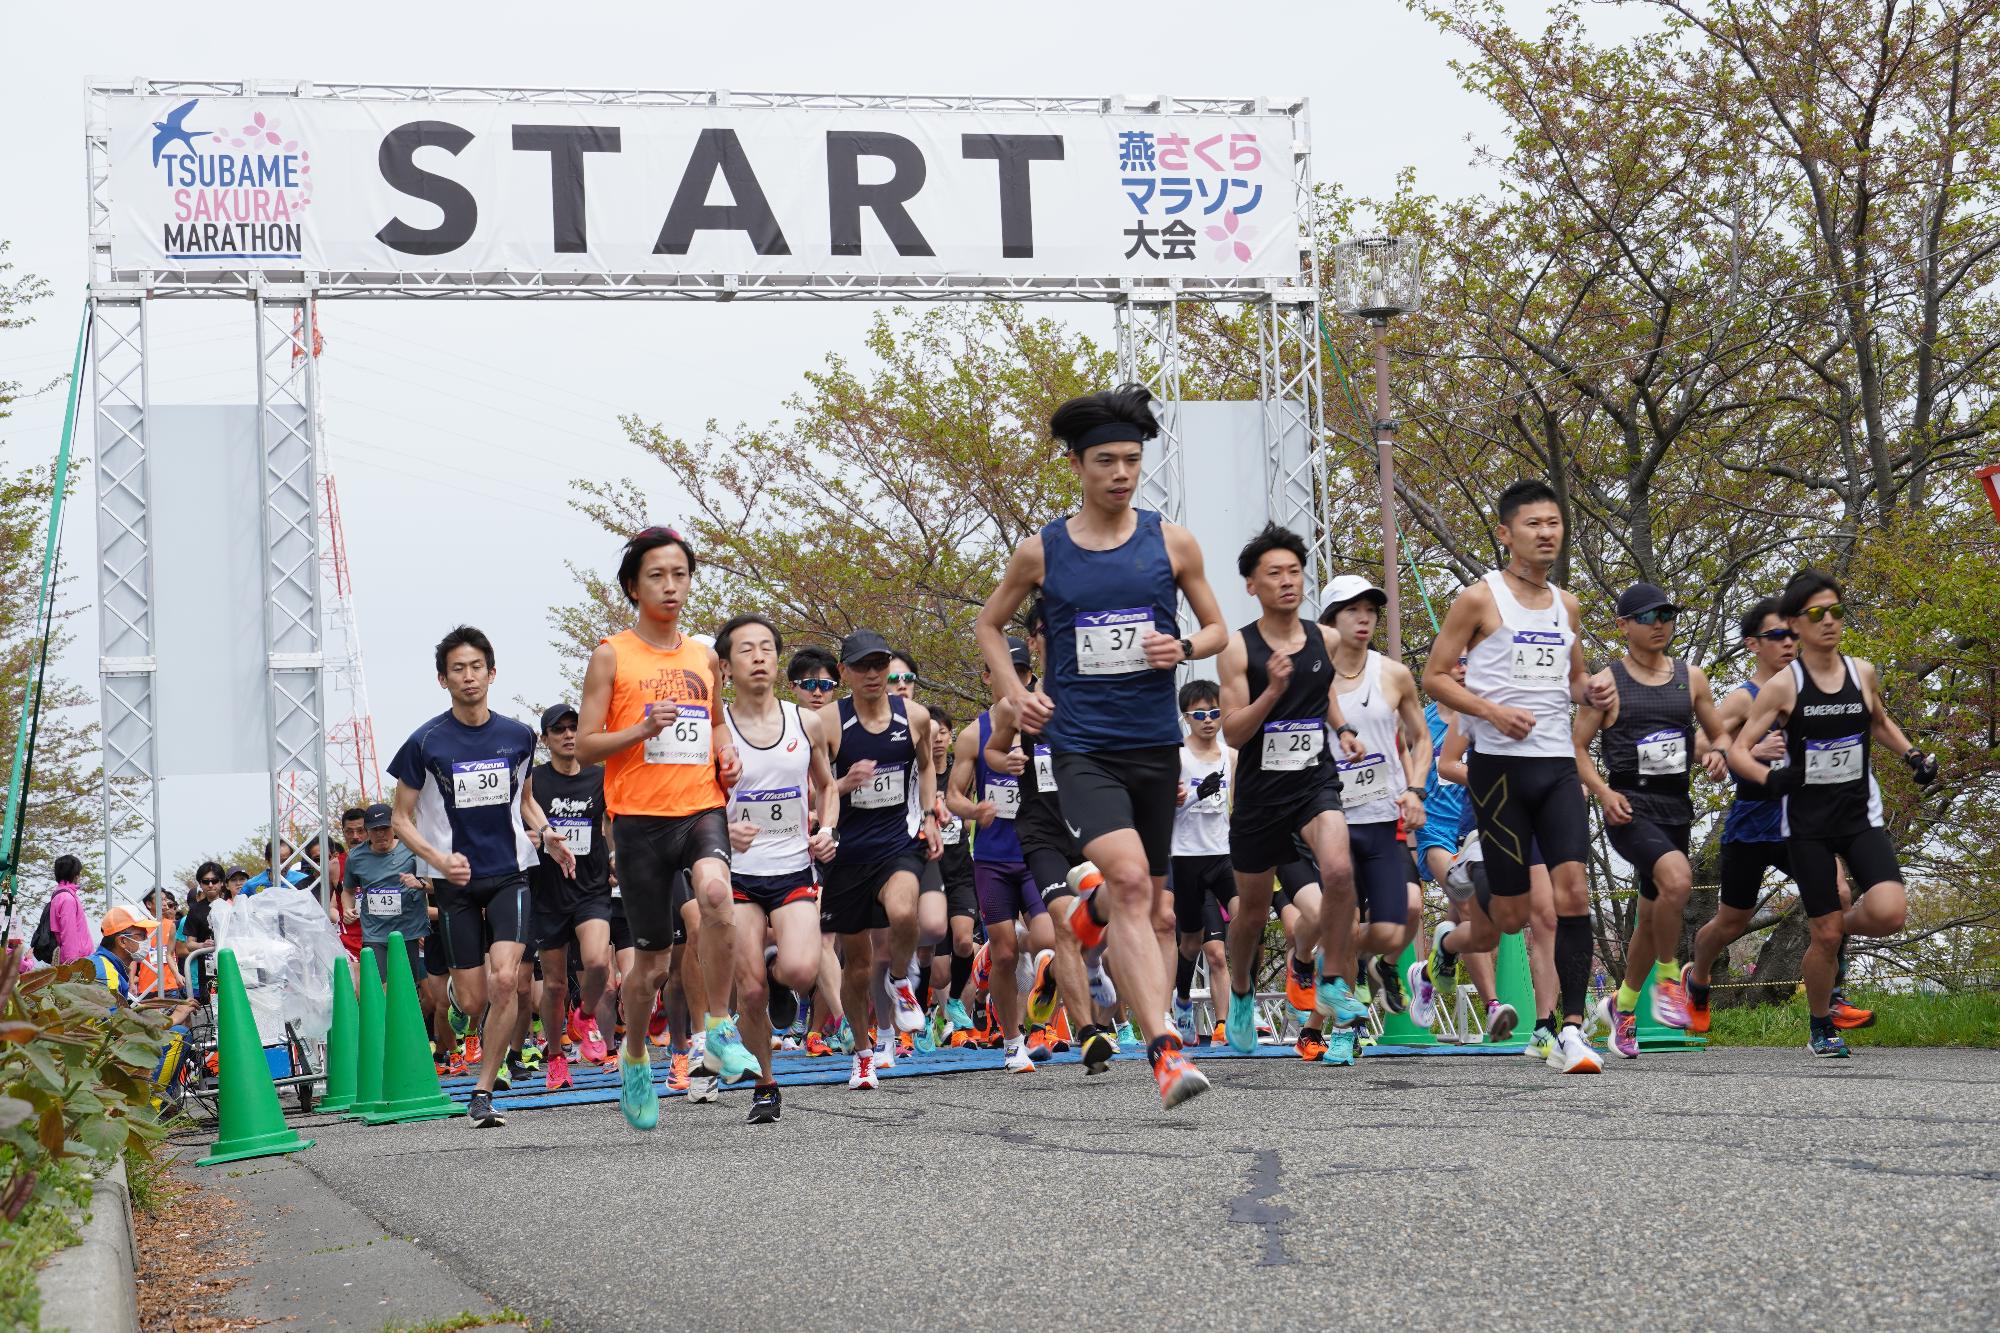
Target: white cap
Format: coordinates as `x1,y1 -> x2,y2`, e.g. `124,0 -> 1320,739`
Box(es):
1321,574 -> 1387,615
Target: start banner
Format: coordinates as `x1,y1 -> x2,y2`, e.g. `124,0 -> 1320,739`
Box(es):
103,92 -> 1305,287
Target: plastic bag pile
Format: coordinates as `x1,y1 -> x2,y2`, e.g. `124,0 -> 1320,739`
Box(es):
211,889 -> 341,1044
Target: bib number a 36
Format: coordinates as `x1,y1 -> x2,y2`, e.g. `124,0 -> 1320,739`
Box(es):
1339,752 -> 1396,808
1636,728 -> 1689,776
853,763 -> 908,810
985,778 -> 1020,819
643,703 -> 711,766
734,785 -> 805,840
450,759 -> 509,809
1509,630 -> 1567,685
1261,719 -> 1324,771
1075,608 -> 1152,676
1804,735 -> 1863,785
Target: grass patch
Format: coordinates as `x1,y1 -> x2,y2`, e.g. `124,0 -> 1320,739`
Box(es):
1704,988 -> 2000,1049
0,1158 -> 90,1333
379,1309 -> 544,1332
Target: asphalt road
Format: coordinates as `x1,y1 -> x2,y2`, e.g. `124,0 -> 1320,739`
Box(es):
199,1046 -> 2000,1331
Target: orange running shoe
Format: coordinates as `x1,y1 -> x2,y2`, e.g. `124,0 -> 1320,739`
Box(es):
805,1031 -> 832,1058
1686,980 -> 1712,1035
1295,1030 -> 1328,1061
1830,995 -> 1876,1030
1063,888 -> 1107,953
1284,952 -> 1316,1014
462,1034 -> 481,1066
668,1051 -> 690,1092
1151,1036 -> 1211,1109
1211,1021 -> 1226,1046
948,1029 -> 971,1048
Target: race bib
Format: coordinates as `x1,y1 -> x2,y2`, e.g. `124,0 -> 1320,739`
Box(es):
1636,728 -> 1688,777
552,816 -> 593,857
1509,630 -> 1567,685
734,785 -> 805,841
1033,744 -> 1056,791
940,817 -> 964,846
364,890 -> 402,917
643,703 -> 711,766
450,759 -> 509,809
1261,719 -> 1324,771
1075,608 -> 1151,676
985,777 -> 1020,819
1339,751 -> 1396,808
852,763 -> 908,810
1804,735 -> 1863,785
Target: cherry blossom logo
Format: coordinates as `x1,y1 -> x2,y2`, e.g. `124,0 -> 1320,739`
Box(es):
1206,209 -> 1256,264
210,110 -> 313,212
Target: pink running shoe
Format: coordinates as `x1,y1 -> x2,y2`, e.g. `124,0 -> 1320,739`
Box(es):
1594,995 -> 1639,1059
544,1053 -> 573,1091
579,1020 -> 609,1064
1651,973 -> 1692,1029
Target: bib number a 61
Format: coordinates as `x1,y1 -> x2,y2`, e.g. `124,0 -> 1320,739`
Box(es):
853,763 -> 908,810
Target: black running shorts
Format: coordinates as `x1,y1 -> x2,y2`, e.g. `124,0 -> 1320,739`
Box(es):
1348,821 -> 1411,925
1170,853 -> 1235,936
531,890 -> 614,953
1606,816 -> 1691,902
1050,747 -> 1178,876
1229,774 -> 1343,875
1718,840 -> 1790,913
432,872 -> 531,972
1465,752 -> 1589,897
1027,846 -> 1080,906
819,853 -> 923,936
1789,827 -> 1901,918
614,809 -> 731,952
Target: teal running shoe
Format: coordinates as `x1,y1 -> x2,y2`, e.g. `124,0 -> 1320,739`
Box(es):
618,1051 -> 659,1131
1226,989 -> 1258,1054
944,998 -> 974,1032
1116,1020 -> 1139,1047
1320,1027 -> 1358,1066
913,1018 -> 938,1054
833,1017 -> 855,1054
707,1019 -> 762,1084
1315,965 -> 1369,1028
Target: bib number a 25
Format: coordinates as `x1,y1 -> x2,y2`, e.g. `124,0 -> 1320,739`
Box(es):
1509,630 -> 1567,685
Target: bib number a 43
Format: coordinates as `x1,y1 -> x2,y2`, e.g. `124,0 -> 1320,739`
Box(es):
644,703 -> 711,766
1261,719 -> 1323,771
1075,608 -> 1152,676
364,890 -> 403,917
451,759 -> 509,809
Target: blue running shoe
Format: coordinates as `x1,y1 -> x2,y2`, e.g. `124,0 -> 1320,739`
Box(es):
1226,989 -> 1258,1054
1315,969 -> 1369,1029
944,999 -> 974,1032
707,1019 -> 763,1084
1172,998 -> 1197,1044
618,1051 -> 659,1131
1809,1028 -> 1850,1058
1320,1027 -> 1358,1066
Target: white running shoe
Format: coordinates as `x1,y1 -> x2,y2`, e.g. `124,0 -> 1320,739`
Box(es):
890,980 -> 926,1033
874,1035 -> 896,1071
1087,958 -> 1117,1008
1406,958 -> 1438,1028
848,1051 -> 878,1090
690,1029 -> 712,1074
687,1073 -> 719,1104
1554,1024 -> 1602,1074
1004,1042 -> 1036,1074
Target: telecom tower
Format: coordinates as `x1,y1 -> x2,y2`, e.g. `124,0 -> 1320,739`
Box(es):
290,309 -> 380,815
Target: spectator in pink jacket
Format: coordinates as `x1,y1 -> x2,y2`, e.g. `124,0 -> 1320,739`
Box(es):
49,854 -> 95,965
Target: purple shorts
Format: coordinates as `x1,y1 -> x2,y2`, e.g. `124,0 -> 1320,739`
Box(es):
973,860 -> 1047,927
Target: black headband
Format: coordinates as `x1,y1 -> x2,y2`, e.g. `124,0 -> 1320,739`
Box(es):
1069,422 -> 1147,452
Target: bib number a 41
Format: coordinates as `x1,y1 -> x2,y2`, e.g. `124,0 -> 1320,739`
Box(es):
734,785 -> 805,841
1509,630 -> 1567,685
1261,719 -> 1323,772
853,763 -> 908,810
1075,608 -> 1152,676
644,703 -> 711,766
1804,735 -> 1863,785
1636,728 -> 1688,776
1339,752 -> 1395,808
451,759 -> 509,809
552,817 -> 593,857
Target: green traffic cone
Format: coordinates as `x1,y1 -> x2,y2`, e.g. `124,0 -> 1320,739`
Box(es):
317,955 -> 359,1114
196,950 -> 315,1166
361,930 -> 459,1125
1376,940 -> 1437,1047
347,948 -> 386,1121
1635,961 -> 1706,1051
1487,931 -> 1536,1046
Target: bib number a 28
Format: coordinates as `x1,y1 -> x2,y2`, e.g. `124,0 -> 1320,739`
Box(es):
1261,719 -> 1323,772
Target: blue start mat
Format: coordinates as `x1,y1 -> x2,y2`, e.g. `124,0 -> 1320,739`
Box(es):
443,1037 -> 1529,1114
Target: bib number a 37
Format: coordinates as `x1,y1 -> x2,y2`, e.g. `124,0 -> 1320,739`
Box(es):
1636,728 -> 1688,776
734,785 -> 805,840
1339,752 -> 1396,808
853,763 -> 908,810
1033,744 -> 1057,791
1804,735 -> 1863,785
1261,719 -> 1324,771
1075,608 -> 1152,676
1509,630 -> 1567,685
643,703 -> 711,766
451,759 -> 509,809
985,778 -> 1020,819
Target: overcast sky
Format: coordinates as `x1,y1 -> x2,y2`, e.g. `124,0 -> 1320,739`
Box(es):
0,0 -> 1648,887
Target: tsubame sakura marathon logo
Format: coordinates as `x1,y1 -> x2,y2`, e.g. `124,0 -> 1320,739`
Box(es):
150,100 -> 312,261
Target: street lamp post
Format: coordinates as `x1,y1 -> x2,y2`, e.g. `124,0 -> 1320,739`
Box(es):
1329,236 -> 1425,660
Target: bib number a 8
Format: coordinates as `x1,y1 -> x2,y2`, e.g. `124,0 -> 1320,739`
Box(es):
1261,719 -> 1323,771
853,763 -> 908,810
1075,608 -> 1152,676
643,703 -> 711,766
734,785 -> 805,840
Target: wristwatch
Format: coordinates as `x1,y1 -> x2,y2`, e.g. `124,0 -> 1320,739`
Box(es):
1405,785 -> 1425,798
1177,636 -> 1194,662
1335,723 -> 1358,739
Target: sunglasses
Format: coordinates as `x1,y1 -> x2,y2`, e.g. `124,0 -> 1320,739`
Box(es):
198,876 -> 222,886
1185,708 -> 1221,721
1754,628 -> 1799,643
886,672 -> 918,685
792,678 -> 837,693
1801,603 -> 1846,623
1627,608 -> 1678,625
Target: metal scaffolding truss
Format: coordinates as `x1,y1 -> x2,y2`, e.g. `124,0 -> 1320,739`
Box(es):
1116,295 -> 1185,523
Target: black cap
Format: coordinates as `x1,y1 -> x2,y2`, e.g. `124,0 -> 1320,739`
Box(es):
1615,582 -> 1679,619
363,802 -> 393,830
839,629 -> 893,666
540,702 -> 579,733
1005,635 -> 1031,668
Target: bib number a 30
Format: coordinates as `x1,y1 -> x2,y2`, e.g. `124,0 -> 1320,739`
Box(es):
1509,630 -> 1567,685
1339,752 -> 1396,808
1075,608 -> 1152,676
853,763 -> 908,810
1261,719 -> 1323,771
450,759 -> 509,809
643,703 -> 711,766
1804,735 -> 1863,785
734,785 -> 805,841
1636,728 -> 1689,776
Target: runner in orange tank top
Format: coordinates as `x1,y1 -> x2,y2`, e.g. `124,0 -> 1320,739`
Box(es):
576,526 -> 761,1129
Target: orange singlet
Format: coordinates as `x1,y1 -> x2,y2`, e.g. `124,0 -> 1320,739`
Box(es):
600,628 -> 726,818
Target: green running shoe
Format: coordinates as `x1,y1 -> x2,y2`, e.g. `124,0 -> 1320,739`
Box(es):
707,1019 -> 763,1084
619,1050 -> 659,1131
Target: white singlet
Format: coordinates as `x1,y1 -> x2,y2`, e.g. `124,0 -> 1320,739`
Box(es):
1172,746 -> 1231,856
1334,650 -> 1402,824
724,700 -> 813,877
1463,570 -> 1577,759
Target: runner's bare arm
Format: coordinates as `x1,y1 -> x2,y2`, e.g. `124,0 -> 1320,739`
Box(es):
1571,676 -> 1626,821
1566,592 -> 1613,708
1687,665 -> 1732,781
1217,632 -> 1273,749
1161,522 -> 1229,662
910,701 -> 942,858
1321,625 -> 1366,761
1857,659 -> 1917,754
521,780 -> 575,876
1729,670 -> 1795,784
707,645 -> 741,786
806,709 -> 841,835
1422,582 -> 1496,721
1389,660 -> 1433,792
1439,715 -> 1471,785
575,641 -> 661,766
983,697 -> 1020,769
946,722 -> 981,819
390,779 -> 464,884
977,536 -> 1046,710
